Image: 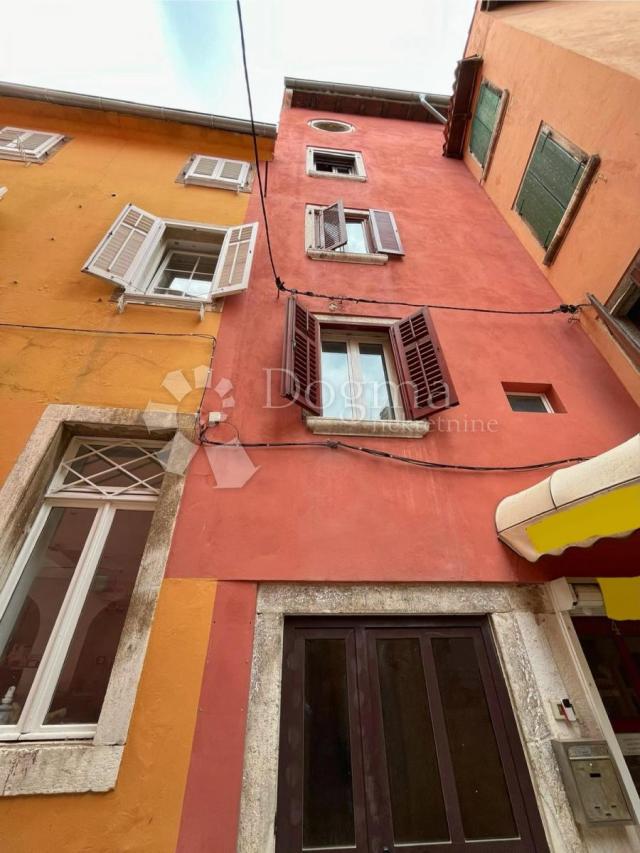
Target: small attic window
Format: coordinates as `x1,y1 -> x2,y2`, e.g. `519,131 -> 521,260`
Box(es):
309,119 -> 355,133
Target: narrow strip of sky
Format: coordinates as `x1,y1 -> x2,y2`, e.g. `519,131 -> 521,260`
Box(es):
0,0 -> 475,122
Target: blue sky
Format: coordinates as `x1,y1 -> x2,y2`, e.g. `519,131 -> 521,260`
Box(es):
0,0 -> 475,123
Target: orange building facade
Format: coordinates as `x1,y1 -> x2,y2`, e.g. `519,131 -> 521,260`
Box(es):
0,85 -> 274,851
457,0 -> 640,404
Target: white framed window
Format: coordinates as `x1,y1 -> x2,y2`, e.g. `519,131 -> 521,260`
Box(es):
506,392 -> 554,413
0,126 -> 65,163
183,154 -> 251,191
320,328 -> 403,422
0,438 -> 166,742
306,147 -> 366,181
82,204 -> 258,311
305,202 -> 403,264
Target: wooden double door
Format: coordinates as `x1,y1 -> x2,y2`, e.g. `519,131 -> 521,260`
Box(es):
276,617 -> 548,853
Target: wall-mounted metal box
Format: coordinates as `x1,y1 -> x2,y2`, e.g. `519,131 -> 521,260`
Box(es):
552,740 -> 635,826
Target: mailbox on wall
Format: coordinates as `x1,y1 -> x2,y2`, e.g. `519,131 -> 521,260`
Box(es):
552,740 -> 635,826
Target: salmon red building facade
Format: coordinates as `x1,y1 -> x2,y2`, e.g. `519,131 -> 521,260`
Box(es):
0,4 -> 639,852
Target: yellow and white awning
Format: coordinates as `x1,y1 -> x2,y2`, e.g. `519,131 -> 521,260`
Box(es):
496,434 -> 640,562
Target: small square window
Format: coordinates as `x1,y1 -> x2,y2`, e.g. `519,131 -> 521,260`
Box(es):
506,392 -> 553,413
306,147 -> 366,180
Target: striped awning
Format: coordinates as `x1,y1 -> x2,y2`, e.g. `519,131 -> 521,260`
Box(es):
496,434 -> 640,561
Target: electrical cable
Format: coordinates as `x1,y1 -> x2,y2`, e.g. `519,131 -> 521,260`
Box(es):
0,320 -> 216,342
275,287 -> 588,316
234,1 -> 588,319
236,0 -> 281,287
199,433 -> 588,473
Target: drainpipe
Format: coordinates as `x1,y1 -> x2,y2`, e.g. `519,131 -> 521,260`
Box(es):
418,94 -> 447,124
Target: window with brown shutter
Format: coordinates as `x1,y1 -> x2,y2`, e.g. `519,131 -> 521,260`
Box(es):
281,296 -> 323,414
306,203 -> 404,262
390,307 -> 458,418
281,299 -> 457,424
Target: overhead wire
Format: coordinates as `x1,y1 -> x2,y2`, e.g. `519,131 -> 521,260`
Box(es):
234,0 -> 587,318
199,434 -> 589,473
224,3 -> 592,476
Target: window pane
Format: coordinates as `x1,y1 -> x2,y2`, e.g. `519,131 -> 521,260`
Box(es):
507,394 -> 549,413
321,341 -> 350,419
45,509 -> 153,726
578,634 -> 640,719
337,221 -> 367,254
153,251 -> 216,298
63,443 -> 165,492
358,343 -> 395,420
303,638 -> 355,849
377,638 -> 449,843
433,637 -> 518,841
0,507 -> 97,724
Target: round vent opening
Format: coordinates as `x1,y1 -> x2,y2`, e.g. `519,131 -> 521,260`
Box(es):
309,119 -> 355,133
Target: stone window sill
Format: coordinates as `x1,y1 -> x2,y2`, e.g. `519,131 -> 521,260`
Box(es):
305,416 -> 429,438
306,249 -> 387,265
306,170 -> 366,182
0,741 -> 122,796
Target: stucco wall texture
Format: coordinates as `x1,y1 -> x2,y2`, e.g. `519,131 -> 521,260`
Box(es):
0,97 -> 272,483
0,578 -> 217,853
464,1 -> 640,403
0,98 -> 272,849
166,103 -> 640,591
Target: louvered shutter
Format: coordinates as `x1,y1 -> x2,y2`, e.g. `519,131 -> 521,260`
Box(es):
0,126 -> 62,161
469,83 -> 501,166
369,209 -> 404,255
281,296 -> 322,415
83,204 -> 164,290
390,308 -> 458,419
515,130 -> 586,248
185,155 -> 250,190
319,200 -> 347,250
211,222 -> 258,296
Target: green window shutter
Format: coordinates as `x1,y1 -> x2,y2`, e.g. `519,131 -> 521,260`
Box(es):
469,83 -> 501,166
516,130 -> 586,248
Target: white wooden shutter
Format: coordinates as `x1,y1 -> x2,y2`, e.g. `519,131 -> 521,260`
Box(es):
82,204 -> 164,290
185,155 -> 250,190
319,200 -> 347,250
211,222 -> 258,296
0,126 -> 63,162
369,209 -> 404,255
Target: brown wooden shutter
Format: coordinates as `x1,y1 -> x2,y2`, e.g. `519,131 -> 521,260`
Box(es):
319,200 -> 347,250
390,308 -> 458,419
281,296 -> 322,414
369,209 -> 404,255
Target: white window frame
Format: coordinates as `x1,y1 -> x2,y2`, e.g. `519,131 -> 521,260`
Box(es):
305,204 -> 388,266
147,248 -> 219,300
0,126 -> 64,163
0,437 -> 162,743
184,155 -> 250,191
83,205 -> 258,313
306,147 -> 366,181
506,391 -> 554,413
320,329 -> 405,422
